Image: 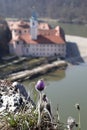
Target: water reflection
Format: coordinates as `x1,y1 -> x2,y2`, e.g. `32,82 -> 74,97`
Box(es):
23,69 -> 65,83
22,69 -> 65,103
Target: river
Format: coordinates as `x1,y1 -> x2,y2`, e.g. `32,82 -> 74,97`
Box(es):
23,64 -> 87,130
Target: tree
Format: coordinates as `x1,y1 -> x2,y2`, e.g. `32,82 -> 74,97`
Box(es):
0,16 -> 12,58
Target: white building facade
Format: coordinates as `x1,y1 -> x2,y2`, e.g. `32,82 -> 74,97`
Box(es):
9,14 -> 66,58
10,40 -> 66,58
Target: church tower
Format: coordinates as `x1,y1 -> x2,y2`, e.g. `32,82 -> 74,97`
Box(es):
30,11 -> 38,40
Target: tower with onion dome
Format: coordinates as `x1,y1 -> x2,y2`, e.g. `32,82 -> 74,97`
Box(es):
30,11 -> 38,40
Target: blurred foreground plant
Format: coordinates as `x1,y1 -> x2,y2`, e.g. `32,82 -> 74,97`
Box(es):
75,103 -> 81,130
4,109 -> 38,130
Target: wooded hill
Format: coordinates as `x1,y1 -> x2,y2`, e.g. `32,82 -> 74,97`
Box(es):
0,0 -> 87,24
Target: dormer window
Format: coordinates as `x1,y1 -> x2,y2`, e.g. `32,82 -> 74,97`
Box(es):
19,30 -> 21,34
24,30 -> 26,33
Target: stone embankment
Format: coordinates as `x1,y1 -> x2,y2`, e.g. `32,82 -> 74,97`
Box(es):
7,61 -> 67,82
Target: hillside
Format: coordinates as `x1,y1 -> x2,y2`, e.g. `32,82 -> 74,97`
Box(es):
0,0 -> 87,24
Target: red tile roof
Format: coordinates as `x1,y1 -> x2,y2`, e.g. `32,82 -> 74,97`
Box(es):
9,21 -> 29,30
38,23 -> 51,30
20,30 -> 65,44
9,20 -> 65,45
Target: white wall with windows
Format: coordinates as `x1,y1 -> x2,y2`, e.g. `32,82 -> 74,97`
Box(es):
9,40 -> 66,57
22,43 -> 66,57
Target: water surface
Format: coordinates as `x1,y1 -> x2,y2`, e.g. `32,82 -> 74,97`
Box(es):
23,65 -> 87,130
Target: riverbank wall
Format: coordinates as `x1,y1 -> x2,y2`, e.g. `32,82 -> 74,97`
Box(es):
7,61 -> 67,82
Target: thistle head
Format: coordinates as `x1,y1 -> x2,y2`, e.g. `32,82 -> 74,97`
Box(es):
75,103 -> 80,110
67,116 -> 76,129
35,79 -> 45,92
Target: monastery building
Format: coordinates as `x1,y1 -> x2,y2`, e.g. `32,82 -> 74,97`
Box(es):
8,14 -> 66,58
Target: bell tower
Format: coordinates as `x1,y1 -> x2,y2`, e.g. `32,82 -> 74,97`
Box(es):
30,11 -> 38,40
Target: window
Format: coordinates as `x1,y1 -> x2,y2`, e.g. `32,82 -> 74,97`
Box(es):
33,22 -> 35,26
17,41 -> 19,45
19,30 -> 21,34
26,48 -> 28,53
24,30 -> 26,33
